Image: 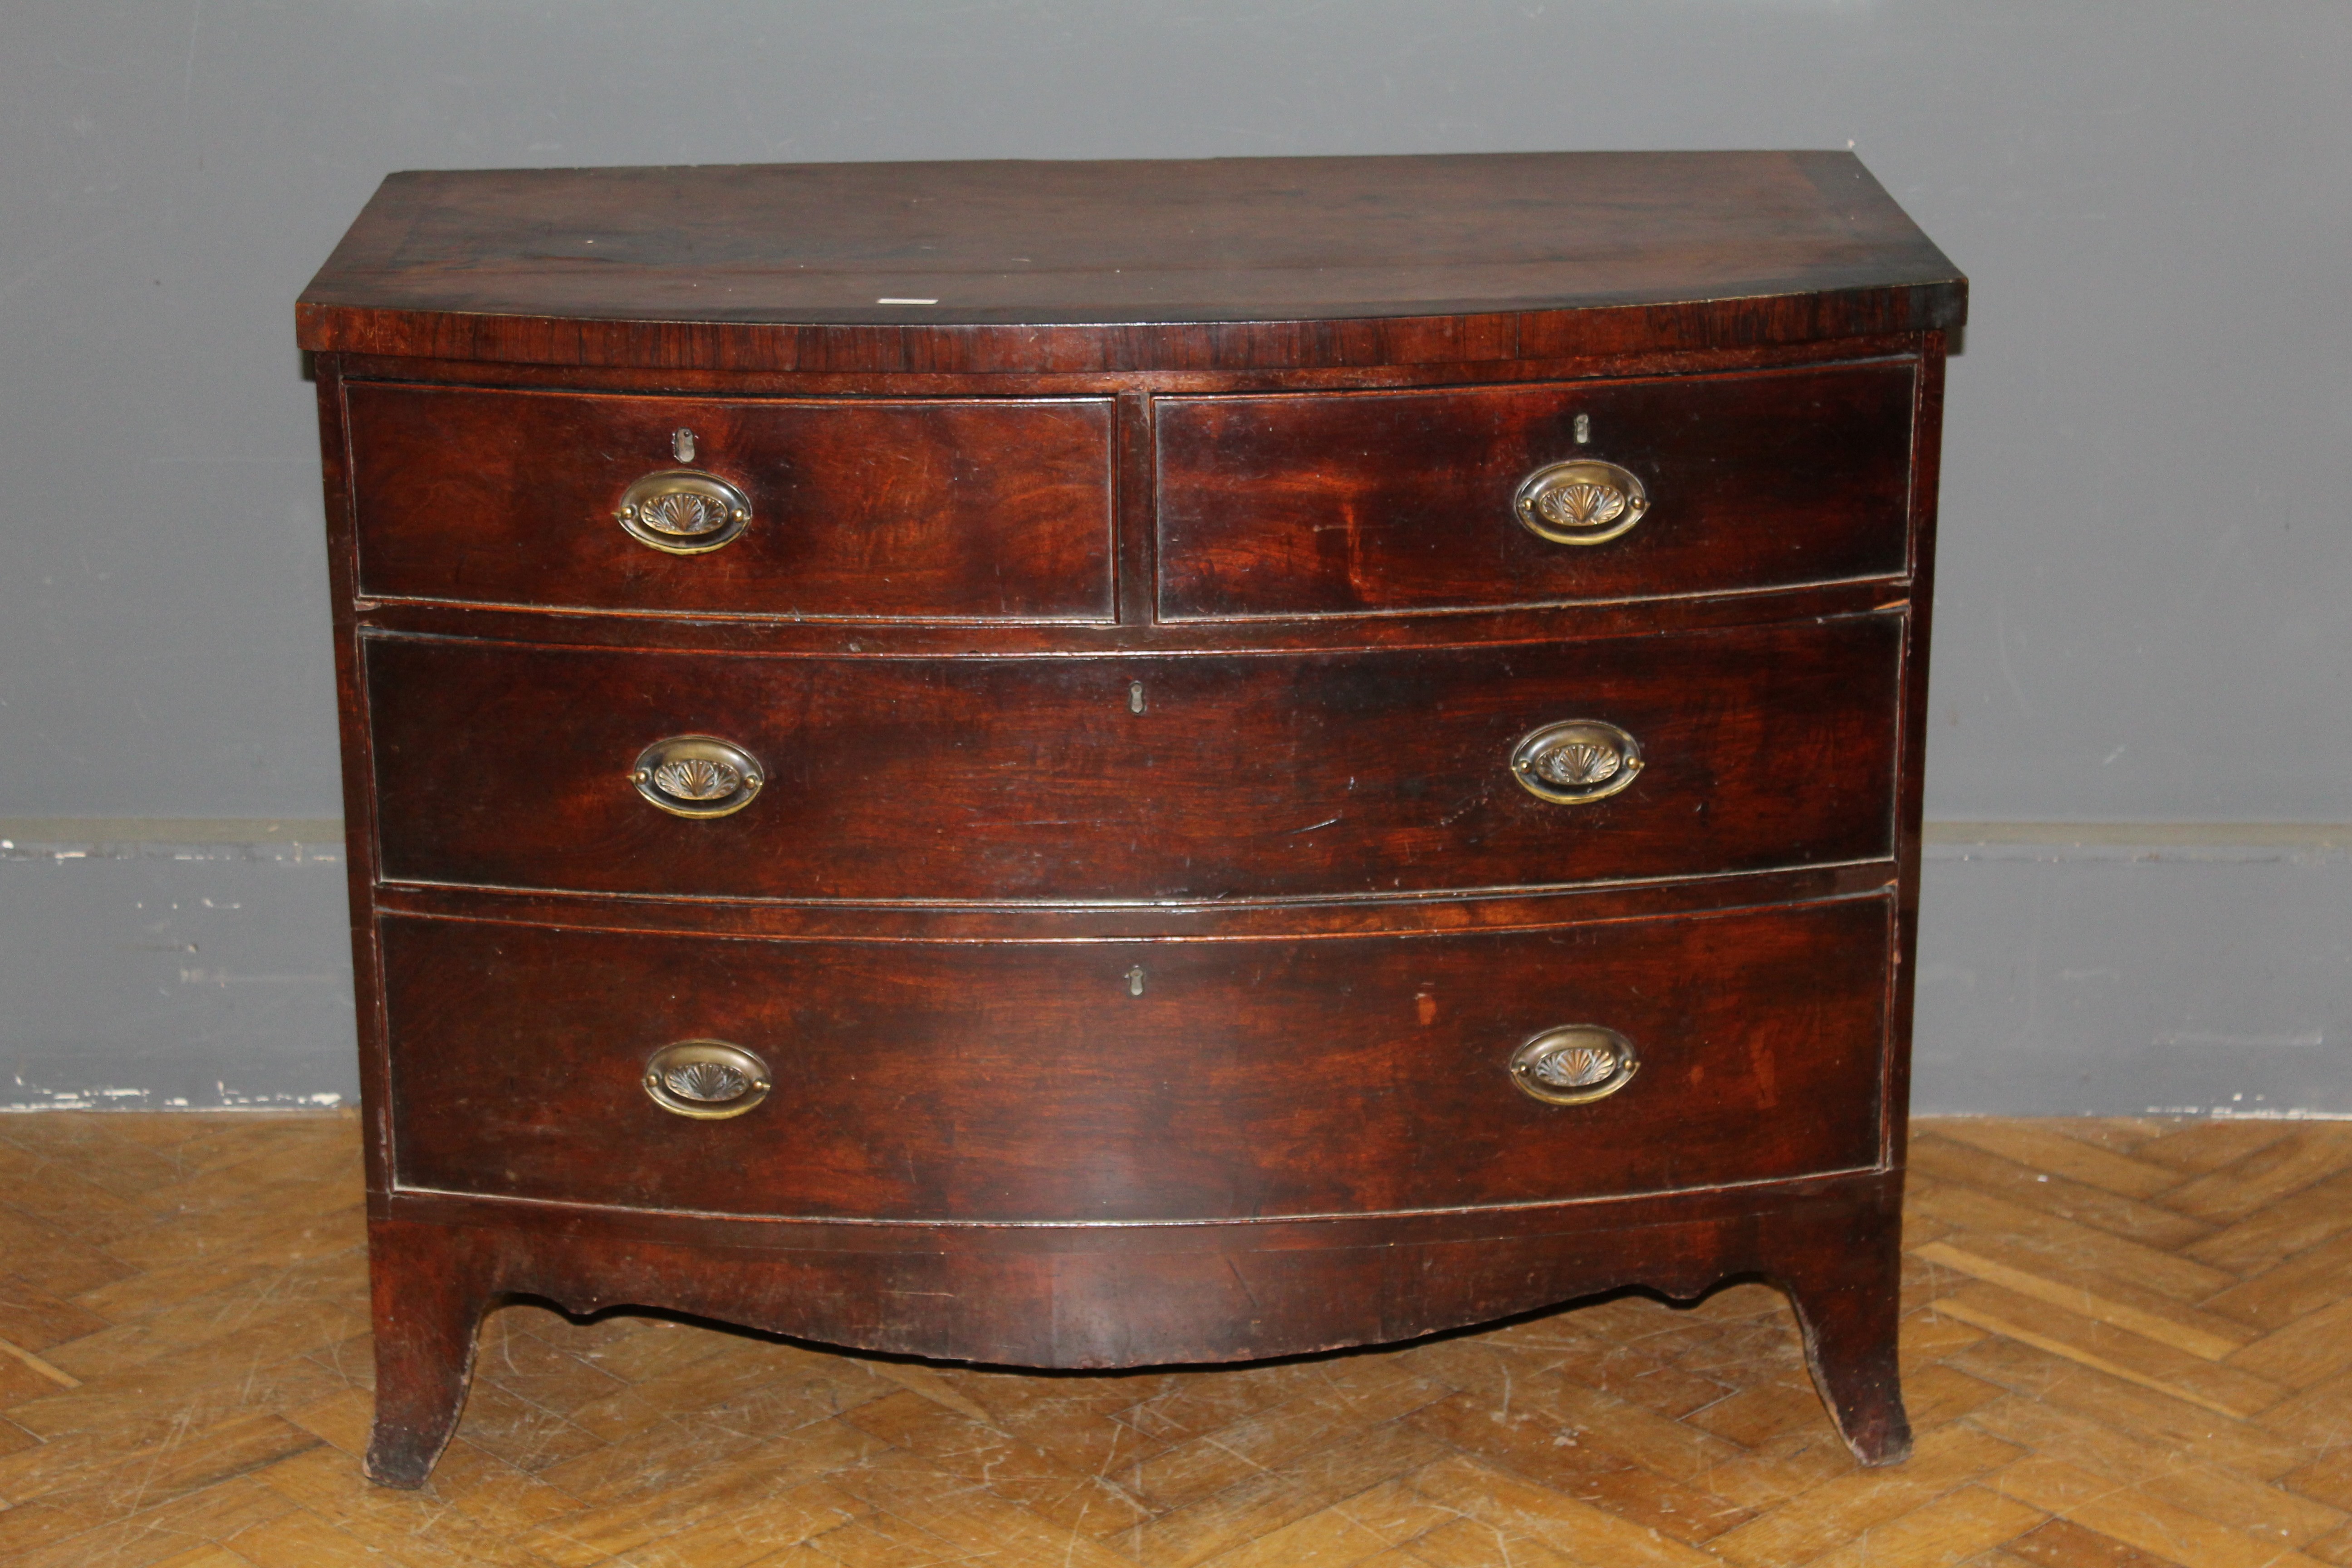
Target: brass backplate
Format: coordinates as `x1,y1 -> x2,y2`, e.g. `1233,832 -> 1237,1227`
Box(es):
631,735 -> 765,819
616,468 -> 753,554
1509,1025 -> 1640,1106
643,1039 -> 773,1120
1509,719 -> 1644,806
1512,459 -> 1649,545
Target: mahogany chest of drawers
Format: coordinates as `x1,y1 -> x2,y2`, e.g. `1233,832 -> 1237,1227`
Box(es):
297,151 -> 1964,1487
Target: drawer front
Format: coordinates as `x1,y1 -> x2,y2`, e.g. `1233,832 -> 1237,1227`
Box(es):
1156,362 -> 1916,618
382,897 -> 1891,1220
366,616 -> 1900,901
345,383 -> 1115,620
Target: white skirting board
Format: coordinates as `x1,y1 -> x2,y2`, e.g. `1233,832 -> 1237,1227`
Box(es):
0,824 -> 353,1111
3,820 -> 2347,1116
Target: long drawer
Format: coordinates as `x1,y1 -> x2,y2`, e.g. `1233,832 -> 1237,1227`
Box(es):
343,383 -> 1117,620
1156,361 -> 1917,618
382,896 -> 1892,1221
364,615 -> 1902,902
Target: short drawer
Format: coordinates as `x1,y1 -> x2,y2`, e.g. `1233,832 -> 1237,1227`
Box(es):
1155,361 -> 1917,618
343,383 -> 1115,620
382,896 -> 1891,1220
364,615 -> 1901,902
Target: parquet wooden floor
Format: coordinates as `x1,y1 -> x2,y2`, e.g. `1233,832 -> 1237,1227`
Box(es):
1,1116 -> 2348,1568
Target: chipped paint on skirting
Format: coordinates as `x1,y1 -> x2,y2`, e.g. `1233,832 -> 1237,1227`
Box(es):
2,1085 -> 346,1112
2,828 -> 358,1112
2,838 -> 339,866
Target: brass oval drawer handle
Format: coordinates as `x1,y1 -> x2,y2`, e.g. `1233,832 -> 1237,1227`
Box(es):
1509,719 -> 1643,805
616,469 -> 752,554
631,735 -> 765,819
1513,459 -> 1648,545
643,1039 -> 772,1119
1510,1025 -> 1639,1105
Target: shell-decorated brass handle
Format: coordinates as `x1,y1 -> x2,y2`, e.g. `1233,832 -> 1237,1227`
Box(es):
643,1039 -> 771,1119
632,735 -> 764,819
1510,719 -> 1643,805
1513,459 -> 1648,545
1510,1025 -> 1639,1105
617,469 -> 752,554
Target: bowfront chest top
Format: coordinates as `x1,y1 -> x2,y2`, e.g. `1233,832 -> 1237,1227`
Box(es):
298,151 -> 1965,1487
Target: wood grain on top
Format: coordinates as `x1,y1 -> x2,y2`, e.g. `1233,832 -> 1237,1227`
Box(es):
297,152 -> 1965,371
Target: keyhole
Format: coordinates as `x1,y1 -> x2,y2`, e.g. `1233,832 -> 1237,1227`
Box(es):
672,428 -> 696,463
1126,966 -> 1147,997
1128,681 -> 1147,714
1574,414 -> 1591,446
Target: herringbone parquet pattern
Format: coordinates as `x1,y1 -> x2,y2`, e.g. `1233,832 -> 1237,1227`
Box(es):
1,1115 -> 2347,1568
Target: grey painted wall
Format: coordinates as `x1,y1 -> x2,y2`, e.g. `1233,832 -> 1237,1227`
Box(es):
4,2 -> 2349,1112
